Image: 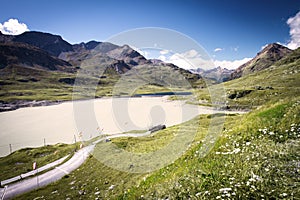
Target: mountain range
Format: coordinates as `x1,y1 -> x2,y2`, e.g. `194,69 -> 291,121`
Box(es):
189,66 -> 234,82
0,31 -> 203,105
191,43 -> 294,82
0,30 -> 299,105
0,31 -> 201,79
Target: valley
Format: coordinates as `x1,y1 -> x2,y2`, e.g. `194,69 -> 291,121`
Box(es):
0,30 -> 299,199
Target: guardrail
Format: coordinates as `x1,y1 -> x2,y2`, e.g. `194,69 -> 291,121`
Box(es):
0,155 -> 68,186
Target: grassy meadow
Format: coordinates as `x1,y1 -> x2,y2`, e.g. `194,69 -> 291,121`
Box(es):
1,50 -> 299,199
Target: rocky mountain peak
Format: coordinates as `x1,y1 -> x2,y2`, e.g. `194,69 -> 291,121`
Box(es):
230,43 -> 292,79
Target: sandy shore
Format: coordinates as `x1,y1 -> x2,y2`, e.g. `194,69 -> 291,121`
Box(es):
0,96 -> 241,157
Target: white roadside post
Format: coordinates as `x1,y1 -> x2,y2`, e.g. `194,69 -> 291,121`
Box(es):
78,132 -> 84,161
33,161 -> 39,188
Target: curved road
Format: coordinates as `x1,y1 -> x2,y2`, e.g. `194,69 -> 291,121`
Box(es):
0,108 -> 246,199
0,145 -> 93,199
0,131 -> 152,200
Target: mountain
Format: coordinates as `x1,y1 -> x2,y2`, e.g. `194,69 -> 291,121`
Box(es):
0,31 -> 14,43
190,66 -> 234,82
59,42 -> 121,66
105,44 -> 149,66
0,31 -> 202,104
12,31 -> 74,57
0,42 -> 74,72
231,43 -> 292,79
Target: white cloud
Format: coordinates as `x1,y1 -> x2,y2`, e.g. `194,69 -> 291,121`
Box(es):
160,49 -> 169,55
0,18 -> 29,35
214,48 -> 223,52
131,46 -> 150,58
165,49 -> 213,70
261,44 -> 269,50
158,55 -> 166,61
214,58 -> 252,70
287,11 -> 300,49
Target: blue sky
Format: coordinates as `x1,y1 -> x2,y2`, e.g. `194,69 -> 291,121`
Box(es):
1,0 -> 300,69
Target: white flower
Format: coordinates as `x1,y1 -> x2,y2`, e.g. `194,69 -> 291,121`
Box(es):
108,185 -> 115,190
246,142 -> 251,146
233,148 -> 241,154
269,132 -> 275,135
249,178 -> 255,182
282,193 -> 288,197
219,188 -> 232,193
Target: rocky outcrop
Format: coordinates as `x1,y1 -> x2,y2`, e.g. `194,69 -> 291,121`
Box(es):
230,43 -> 292,79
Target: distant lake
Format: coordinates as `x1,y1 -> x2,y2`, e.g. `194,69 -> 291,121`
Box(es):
0,97 -> 213,157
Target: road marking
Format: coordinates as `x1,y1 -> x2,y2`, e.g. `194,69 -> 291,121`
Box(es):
1,185 -> 7,200
55,167 -> 69,175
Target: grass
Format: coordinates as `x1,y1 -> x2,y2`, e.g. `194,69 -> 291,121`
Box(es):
1,50 -> 299,199
191,57 -> 300,110
0,62 -> 203,103
0,143 -> 80,182
14,98 -> 299,199
119,99 -> 300,199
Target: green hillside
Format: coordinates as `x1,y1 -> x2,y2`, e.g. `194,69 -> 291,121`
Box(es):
13,48 -> 300,199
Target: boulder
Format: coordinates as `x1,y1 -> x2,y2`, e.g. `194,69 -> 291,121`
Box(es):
149,124 -> 166,133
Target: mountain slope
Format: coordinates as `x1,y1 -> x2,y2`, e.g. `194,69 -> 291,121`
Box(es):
106,44 -> 149,66
0,42 -> 74,72
13,31 -> 74,57
231,43 -> 292,79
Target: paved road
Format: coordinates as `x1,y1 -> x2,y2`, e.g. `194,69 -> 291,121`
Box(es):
0,130 -> 154,199
1,155 -> 69,186
0,145 -> 94,200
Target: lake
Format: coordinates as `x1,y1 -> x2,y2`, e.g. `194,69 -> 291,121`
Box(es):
0,96 -> 226,157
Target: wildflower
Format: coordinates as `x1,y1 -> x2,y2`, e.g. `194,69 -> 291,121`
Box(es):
233,148 -> 241,154
219,188 -> 232,193
282,193 -> 288,197
245,142 -> 251,146
269,132 -> 275,135
108,185 -> 115,190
